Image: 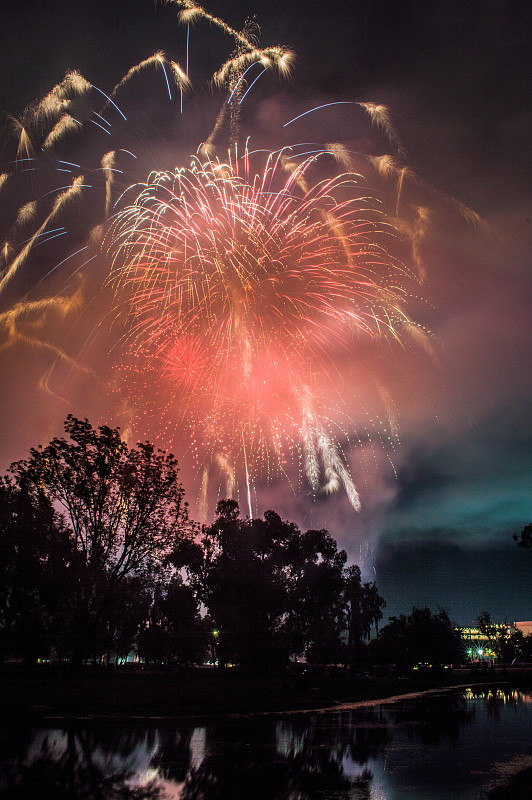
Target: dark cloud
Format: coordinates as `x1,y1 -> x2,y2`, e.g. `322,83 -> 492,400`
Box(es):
375,532 -> 532,626
394,449 -> 454,510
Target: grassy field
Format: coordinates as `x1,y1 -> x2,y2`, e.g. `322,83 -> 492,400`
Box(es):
2,664 -> 531,720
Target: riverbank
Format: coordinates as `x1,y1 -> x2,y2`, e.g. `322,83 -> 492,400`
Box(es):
2,664 -> 531,721
485,755 -> 532,800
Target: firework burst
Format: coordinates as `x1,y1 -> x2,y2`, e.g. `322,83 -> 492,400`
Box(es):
104,149 -> 420,514
0,1 -> 481,519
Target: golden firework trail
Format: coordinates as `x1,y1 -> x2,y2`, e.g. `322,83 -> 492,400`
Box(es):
0,1 -> 482,517
108,52 -> 191,102
0,176 -> 86,296
358,103 -> 407,161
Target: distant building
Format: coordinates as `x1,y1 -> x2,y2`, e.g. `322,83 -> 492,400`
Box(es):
458,623 -> 515,661
514,621 -> 532,637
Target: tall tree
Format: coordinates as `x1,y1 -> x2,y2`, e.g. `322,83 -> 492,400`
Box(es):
0,478 -> 71,664
343,564 -> 363,668
342,567 -> 385,671
361,582 -> 386,640
10,415 -> 195,666
514,523 -> 532,548
475,611 -> 499,644
138,577 -> 208,665
371,606 -> 463,670
287,528 -> 347,664
176,503 -> 294,668
175,502 -> 351,668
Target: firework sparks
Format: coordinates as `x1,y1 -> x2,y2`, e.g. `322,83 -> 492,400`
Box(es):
104,149 -> 421,514
0,1 -> 481,519
0,176 -> 87,296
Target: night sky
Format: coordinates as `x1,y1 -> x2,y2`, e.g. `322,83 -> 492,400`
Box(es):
1,0 -> 531,625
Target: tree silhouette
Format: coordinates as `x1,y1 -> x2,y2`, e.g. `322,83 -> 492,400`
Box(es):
0,478 -> 71,664
476,611 -> 498,644
178,503 -> 294,668
514,523 -> 532,548
371,606 -> 463,670
175,502 -> 353,668
2,420 -> 385,669
0,726 -> 161,799
361,581 -> 386,640
287,528 -> 347,664
9,415 -> 195,665
343,566 -> 386,671
138,577 -> 209,665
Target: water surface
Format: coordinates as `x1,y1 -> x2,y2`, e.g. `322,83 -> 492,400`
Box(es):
1,686 -> 531,799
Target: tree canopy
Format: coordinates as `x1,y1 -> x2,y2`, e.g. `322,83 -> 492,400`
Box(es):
173,500 -> 385,669
0,478 -> 71,663
370,607 -> 463,670
6,415 -> 195,665
514,523 -> 532,548
1,417 -> 392,670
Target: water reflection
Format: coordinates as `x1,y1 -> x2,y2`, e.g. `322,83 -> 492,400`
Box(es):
0,726 -> 161,798
387,692 -> 475,746
177,715 -> 377,800
2,689 -> 532,799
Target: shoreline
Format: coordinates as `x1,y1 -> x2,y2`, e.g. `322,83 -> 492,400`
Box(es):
2,665 -> 530,724
3,669 -> 531,799
19,683 -> 498,725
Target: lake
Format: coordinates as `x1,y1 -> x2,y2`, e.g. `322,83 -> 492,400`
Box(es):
1,686 -> 531,799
